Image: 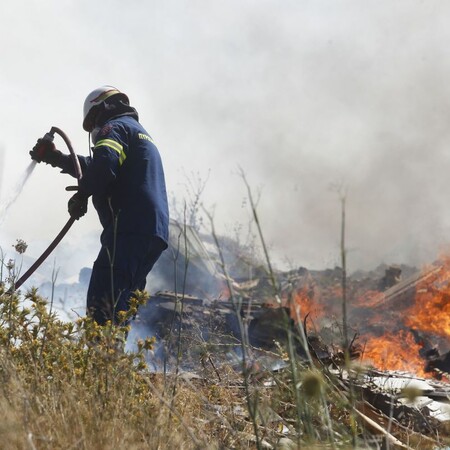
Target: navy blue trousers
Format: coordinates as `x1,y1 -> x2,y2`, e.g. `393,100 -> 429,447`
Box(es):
86,228 -> 167,325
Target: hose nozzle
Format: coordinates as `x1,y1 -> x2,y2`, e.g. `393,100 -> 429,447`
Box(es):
42,129 -> 56,142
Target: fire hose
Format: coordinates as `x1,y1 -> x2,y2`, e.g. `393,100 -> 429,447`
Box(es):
13,127 -> 82,291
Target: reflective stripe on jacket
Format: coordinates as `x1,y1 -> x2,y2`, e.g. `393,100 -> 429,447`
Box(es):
61,115 -> 169,244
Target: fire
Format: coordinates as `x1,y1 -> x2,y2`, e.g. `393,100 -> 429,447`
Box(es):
289,289 -> 326,322
359,259 -> 450,377
352,289 -> 384,308
362,330 -> 426,377
406,264 -> 450,339
277,258 -> 450,378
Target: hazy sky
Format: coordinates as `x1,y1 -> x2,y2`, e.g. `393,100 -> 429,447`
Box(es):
2,1 -> 450,279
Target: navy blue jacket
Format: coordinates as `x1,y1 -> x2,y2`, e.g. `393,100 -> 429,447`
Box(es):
59,114 -> 169,244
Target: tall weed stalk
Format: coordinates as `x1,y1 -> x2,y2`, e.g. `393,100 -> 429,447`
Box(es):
239,170 -> 312,439
205,208 -> 263,450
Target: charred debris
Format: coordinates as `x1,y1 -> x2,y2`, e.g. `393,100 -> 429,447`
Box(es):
138,221 -> 449,376
36,220 -> 450,445
133,221 -> 450,445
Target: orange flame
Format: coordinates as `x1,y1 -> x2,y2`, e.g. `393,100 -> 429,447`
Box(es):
359,259 -> 450,376
406,265 -> 450,340
279,258 -> 450,377
361,330 -> 426,377
288,289 -> 325,322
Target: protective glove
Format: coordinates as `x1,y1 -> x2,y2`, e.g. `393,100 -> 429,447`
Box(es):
68,192 -> 88,220
29,138 -> 62,166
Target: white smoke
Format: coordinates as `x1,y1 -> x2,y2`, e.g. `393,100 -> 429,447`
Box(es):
2,1 -> 450,275
0,145 -> 4,200
0,161 -> 36,226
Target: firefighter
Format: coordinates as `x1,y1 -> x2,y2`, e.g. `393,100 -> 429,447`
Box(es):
30,86 -> 169,326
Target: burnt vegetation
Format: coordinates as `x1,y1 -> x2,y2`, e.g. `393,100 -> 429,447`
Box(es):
1,186 -> 450,448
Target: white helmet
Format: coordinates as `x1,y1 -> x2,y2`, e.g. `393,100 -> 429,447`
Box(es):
82,85 -> 129,131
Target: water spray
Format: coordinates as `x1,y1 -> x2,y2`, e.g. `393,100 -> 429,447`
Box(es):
0,161 -> 37,225
11,127 -> 82,291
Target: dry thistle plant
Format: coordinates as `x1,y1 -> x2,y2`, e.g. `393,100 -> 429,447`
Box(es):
1,235 -> 445,449
0,273 -> 216,449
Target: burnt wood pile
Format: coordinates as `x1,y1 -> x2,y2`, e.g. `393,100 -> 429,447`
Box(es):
132,263 -> 450,446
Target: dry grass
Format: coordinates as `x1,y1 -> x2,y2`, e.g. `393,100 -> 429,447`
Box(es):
0,277 -> 448,449
0,279 -> 352,449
